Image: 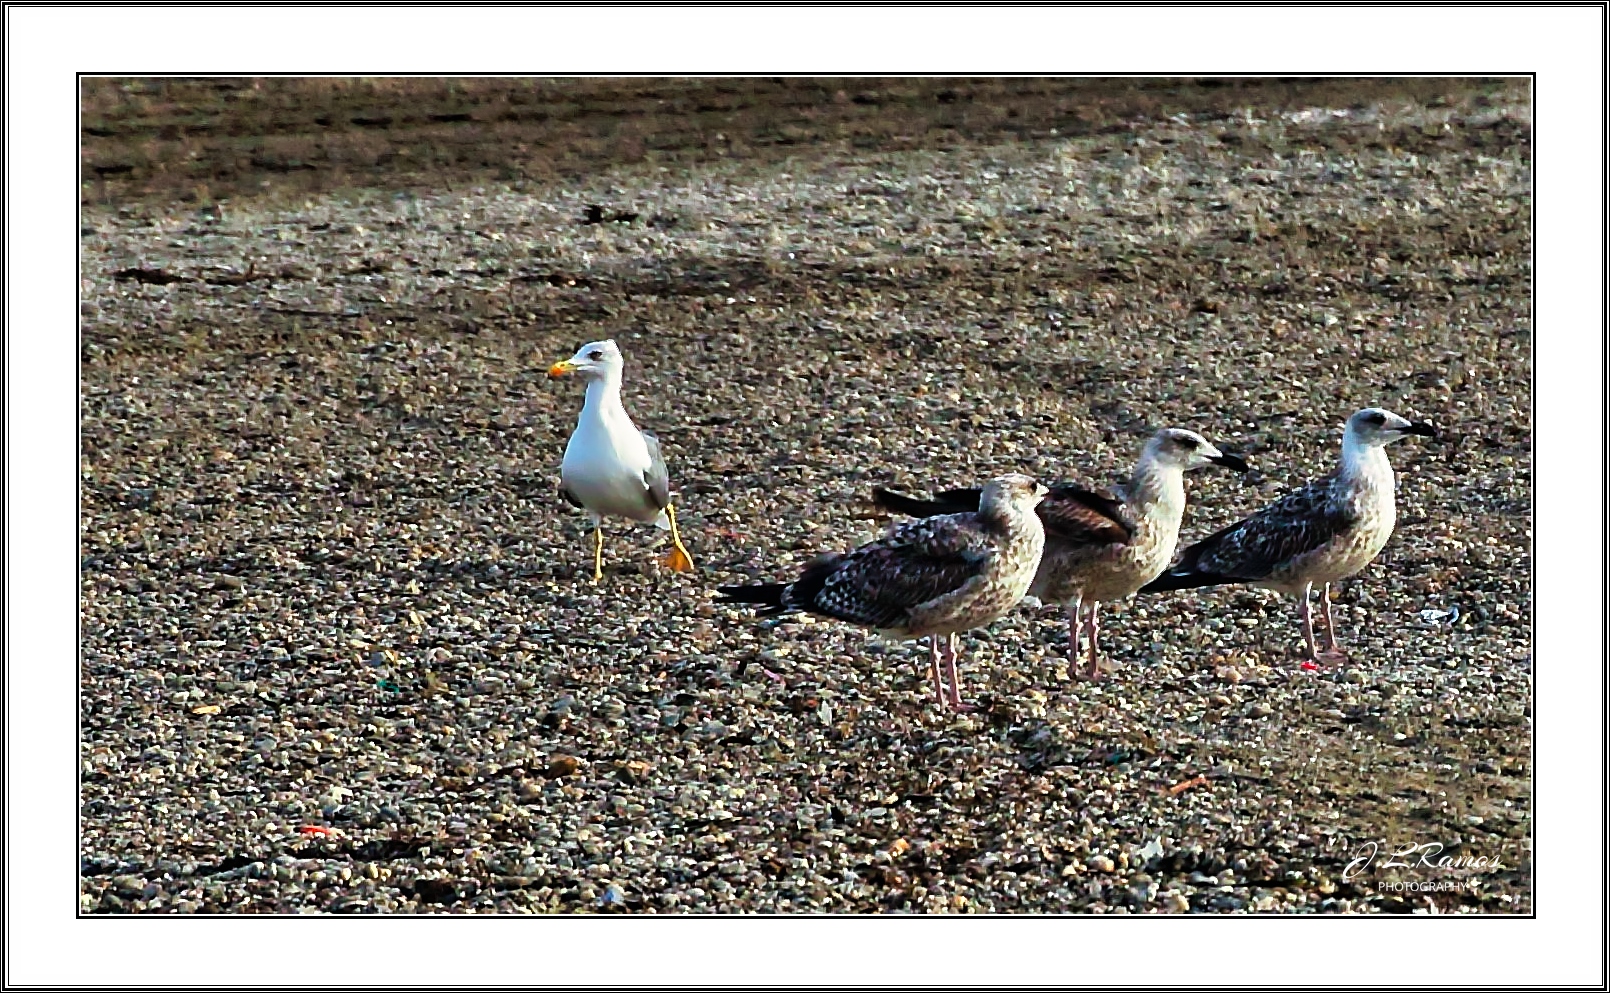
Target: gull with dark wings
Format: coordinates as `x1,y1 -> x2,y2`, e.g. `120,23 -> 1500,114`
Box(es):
1140,407 -> 1436,663
876,428 -> 1247,680
717,474 -> 1048,712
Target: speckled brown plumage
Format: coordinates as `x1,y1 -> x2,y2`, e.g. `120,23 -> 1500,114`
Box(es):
876,428 -> 1247,679
720,474 -> 1047,710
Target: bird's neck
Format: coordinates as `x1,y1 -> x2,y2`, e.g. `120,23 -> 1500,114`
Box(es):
581,374 -> 626,421
979,496 -> 1040,538
1339,434 -> 1394,488
1125,460 -> 1186,526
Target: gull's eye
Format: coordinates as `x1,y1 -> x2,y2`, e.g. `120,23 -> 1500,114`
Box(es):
1178,436 -> 1199,450
587,350 -> 604,361
1364,412 -> 1387,427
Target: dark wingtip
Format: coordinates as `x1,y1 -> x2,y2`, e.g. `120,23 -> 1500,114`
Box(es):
1137,568 -> 1235,594
1137,573 -> 1181,594
1211,452 -> 1250,472
1405,420 -> 1438,439
715,583 -> 787,610
872,486 -> 969,519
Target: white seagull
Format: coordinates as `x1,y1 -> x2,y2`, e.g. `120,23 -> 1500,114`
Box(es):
1139,407 -> 1437,663
875,428 -> 1247,680
717,474 -> 1048,712
548,339 -> 695,583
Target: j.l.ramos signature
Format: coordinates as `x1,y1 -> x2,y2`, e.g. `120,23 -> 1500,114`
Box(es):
1342,840 -> 1508,882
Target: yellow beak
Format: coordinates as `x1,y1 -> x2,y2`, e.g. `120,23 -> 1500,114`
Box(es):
548,359 -> 579,378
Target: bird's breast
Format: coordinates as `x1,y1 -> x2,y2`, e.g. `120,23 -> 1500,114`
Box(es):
1032,518 -> 1173,604
560,419 -> 656,520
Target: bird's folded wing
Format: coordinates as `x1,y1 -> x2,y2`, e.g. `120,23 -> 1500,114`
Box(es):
811,517 -> 993,628
879,480 -> 1132,547
640,429 -> 671,509
1038,482 -> 1133,545
1185,479 -> 1354,580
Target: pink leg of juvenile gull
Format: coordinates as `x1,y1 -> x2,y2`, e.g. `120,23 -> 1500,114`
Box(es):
1083,601 -> 1103,681
942,632 -> 972,712
927,635 -> 945,707
1297,581 -> 1322,662
1318,582 -> 1349,662
1066,595 -> 1083,670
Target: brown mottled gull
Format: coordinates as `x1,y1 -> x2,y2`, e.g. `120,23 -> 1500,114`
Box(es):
1140,407 -> 1437,662
716,474 -> 1048,711
548,339 -> 695,583
876,428 -> 1247,680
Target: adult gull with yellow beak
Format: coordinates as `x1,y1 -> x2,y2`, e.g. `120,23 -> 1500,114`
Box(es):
548,339 -> 695,582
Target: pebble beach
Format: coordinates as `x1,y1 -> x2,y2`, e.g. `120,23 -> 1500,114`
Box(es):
79,77 -> 1532,915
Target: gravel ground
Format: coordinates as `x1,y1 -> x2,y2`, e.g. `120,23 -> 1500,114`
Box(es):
80,78 -> 1531,914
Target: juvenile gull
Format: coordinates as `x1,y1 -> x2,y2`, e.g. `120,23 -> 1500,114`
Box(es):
1139,407 -> 1436,662
548,339 -> 695,583
716,474 -> 1047,711
876,428 -> 1247,680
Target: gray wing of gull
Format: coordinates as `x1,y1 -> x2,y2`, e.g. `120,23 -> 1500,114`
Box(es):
641,429 -> 671,509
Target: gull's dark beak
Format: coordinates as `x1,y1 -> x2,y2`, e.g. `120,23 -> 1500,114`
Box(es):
1211,452 -> 1250,472
1404,421 -> 1438,439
